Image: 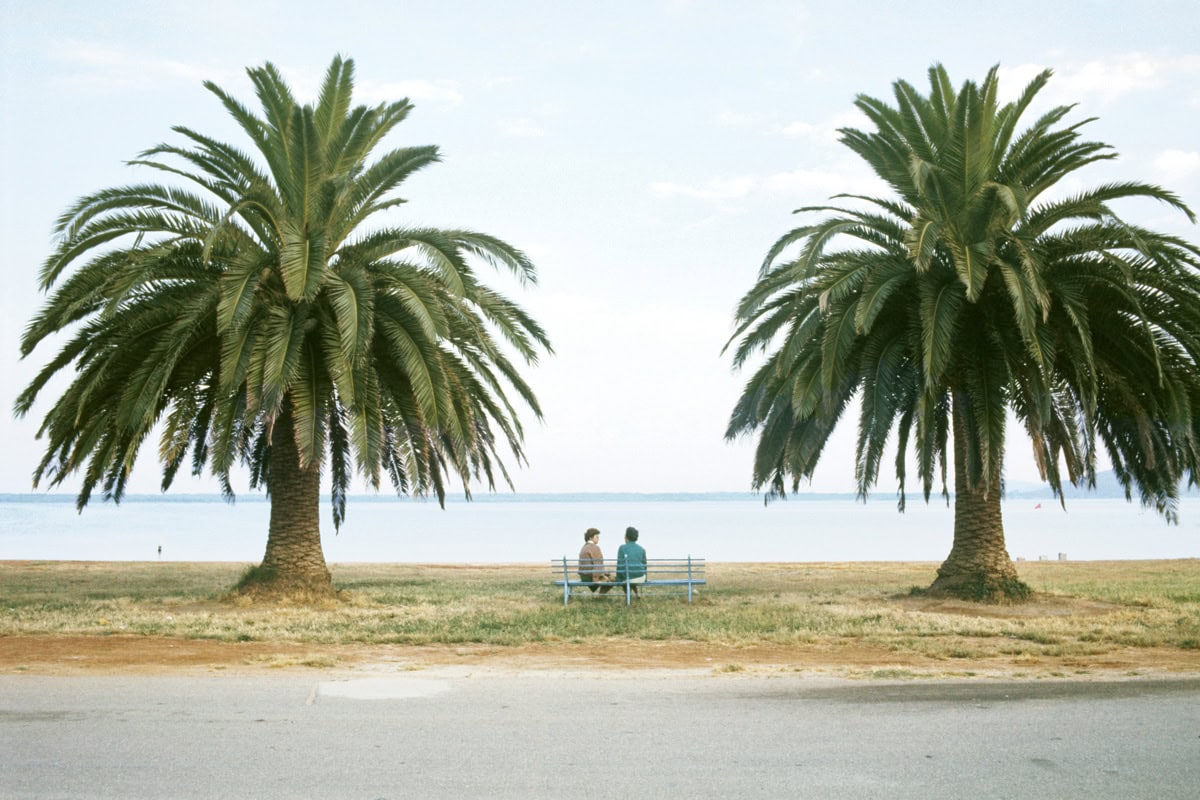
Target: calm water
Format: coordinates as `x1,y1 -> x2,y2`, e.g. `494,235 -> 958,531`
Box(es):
1,494 -> 1196,563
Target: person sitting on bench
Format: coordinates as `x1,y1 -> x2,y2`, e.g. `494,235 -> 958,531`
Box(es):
577,528 -> 611,594
614,526 -> 647,597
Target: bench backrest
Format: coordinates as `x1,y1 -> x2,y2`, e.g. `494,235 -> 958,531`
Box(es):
554,557 -> 705,580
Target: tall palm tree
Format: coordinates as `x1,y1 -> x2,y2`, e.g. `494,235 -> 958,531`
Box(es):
16,56 -> 552,594
727,65 -> 1200,599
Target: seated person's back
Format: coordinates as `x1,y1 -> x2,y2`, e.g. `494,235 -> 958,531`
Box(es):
615,526 -> 646,582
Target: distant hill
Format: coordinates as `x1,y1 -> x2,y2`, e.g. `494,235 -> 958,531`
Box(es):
1006,470 -> 1199,500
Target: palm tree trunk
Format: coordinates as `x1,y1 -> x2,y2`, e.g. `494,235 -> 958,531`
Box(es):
255,401 -> 332,594
928,395 -> 1024,599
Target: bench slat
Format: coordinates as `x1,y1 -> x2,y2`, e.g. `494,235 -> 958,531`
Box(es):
554,579 -> 707,587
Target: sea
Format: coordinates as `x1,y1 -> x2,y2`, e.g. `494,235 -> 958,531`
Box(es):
1,492 -> 1197,564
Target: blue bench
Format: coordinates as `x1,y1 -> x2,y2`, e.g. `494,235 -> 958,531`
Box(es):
553,557 -> 706,606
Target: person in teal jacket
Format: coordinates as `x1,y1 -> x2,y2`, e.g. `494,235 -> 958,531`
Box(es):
614,526 -> 647,597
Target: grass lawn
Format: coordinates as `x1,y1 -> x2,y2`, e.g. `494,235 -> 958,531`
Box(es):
1,559 -> 1198,677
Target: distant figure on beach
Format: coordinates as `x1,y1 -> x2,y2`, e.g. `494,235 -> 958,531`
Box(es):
578,528 -> 611,593
615,526 -> 648,597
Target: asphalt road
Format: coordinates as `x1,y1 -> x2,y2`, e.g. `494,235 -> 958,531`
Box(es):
2,671 -> 1198,799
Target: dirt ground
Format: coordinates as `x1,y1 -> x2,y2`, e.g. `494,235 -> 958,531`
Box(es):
3,634 -> 1199,679
4,634 -> 1200,680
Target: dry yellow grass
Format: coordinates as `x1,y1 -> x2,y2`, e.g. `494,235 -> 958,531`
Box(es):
1,559 -> 1197,678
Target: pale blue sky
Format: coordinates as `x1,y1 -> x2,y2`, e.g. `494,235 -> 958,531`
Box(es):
2,0 -> 1198,497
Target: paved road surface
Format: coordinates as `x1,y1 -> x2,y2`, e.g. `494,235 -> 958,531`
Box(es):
2,671 -> 1198,799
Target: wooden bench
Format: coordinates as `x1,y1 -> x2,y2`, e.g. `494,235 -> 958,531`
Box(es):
552,557 -> 706,606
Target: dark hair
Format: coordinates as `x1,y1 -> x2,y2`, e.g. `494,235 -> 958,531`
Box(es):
584,528 -> 600,542
625,526 -> 639,542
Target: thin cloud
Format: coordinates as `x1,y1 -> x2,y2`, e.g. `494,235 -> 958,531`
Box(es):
652,164 -> 882,206
49,42 -> 466,112
1154,149 -> 1200,181
498,118 -> 548,138
772,110 -> 867,142
479,76 -> 517,90
48,40 -> 233,93
1003,53 -> 1200,106
651,175 -> 756,201
716,109 -> 762,128
1056,53 -> 1200,103
764,166 -> 886,199
358,79 -> 464,108
776,120 -> 821,137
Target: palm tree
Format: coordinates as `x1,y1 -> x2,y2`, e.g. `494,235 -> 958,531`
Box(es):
16,56 -> 552,595
727,65 -> 1200,599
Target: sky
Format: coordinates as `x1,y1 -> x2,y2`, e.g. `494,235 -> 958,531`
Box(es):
1,0 -> 1199,500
